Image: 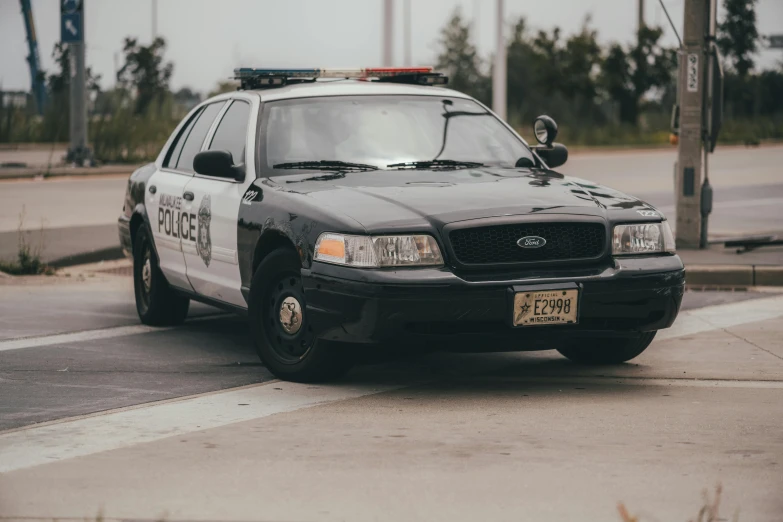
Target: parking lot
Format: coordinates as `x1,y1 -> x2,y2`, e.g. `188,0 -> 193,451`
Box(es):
1,265 -> 782,521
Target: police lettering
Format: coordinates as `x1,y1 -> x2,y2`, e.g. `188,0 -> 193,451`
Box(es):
157,193 -> 196,241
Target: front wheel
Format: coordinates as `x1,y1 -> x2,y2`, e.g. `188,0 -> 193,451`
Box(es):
248,248 -> 353,382
556,331 -> 656,365
133,226 -> 190,326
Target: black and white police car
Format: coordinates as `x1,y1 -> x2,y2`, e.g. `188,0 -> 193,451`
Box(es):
119,66 -> 684,382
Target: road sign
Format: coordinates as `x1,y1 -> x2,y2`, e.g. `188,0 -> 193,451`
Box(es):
769,34 -> 783,49
61,12 -> 82,43
686,53 -> 699,92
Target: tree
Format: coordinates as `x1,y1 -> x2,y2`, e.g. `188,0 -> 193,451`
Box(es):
39,43 -> 101,141
506,16 -> 603,126
208,81 -> 238,98
173,87 -> 202,110
117,37 -> 174,114
717,0 -> 759,77
599,26 -> 677,125
435,9 -> 490,104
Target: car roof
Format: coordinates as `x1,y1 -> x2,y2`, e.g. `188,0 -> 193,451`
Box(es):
241,79 -> 474,103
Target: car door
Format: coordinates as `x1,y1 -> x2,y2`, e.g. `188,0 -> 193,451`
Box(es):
181,97 -> 256,308
144,101 -> 224,290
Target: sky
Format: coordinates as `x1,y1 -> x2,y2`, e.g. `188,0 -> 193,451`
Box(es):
1,0 -> 782,94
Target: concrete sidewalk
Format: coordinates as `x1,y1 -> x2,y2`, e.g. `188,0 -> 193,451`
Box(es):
678,243 -> 783,286
1,294 -> 782,521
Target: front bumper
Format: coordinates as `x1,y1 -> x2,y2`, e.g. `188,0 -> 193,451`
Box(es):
118,215 -> 133,259
302,256 -> 685,349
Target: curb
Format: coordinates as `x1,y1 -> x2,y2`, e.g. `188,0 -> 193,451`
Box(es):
0,165 -> 138,180
686,264 -> 783,287
48,246 -> 126,269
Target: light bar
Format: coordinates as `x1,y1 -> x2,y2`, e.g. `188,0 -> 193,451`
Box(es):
234,67 -> 434,80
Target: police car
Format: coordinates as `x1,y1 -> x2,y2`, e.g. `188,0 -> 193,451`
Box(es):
118,66 -> 684,382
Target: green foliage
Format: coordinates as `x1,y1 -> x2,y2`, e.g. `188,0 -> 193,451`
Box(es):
599,26 -> 677,125
208,81 -> 239,98
91,88 -> 182,163
39,43 -> 102,143
0,209 -> 53,276
117,37 -> 174,115
718,0 -> 759,77
435,9 -> 490,105
507,16 -> 604,128
1,10 -> 781,154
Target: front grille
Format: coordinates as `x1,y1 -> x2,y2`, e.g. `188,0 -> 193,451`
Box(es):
449,222 -> 606,266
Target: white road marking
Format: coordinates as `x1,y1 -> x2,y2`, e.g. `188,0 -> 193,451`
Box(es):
481,376 -> 783,389
0,314 -> 227,352
0,380 -> 405,473
1,295 -> 782,473
657,294 -> 783,341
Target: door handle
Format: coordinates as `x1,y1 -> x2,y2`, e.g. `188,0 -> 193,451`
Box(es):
183,191 -> 195,201
148,185 -> 157,194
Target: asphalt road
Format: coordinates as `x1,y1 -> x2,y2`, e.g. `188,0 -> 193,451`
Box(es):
1,146 -> 781,264
1,269 -> 782,520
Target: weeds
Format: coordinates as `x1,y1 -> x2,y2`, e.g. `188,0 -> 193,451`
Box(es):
617,483 -> 738,522
0,208 -> 54,276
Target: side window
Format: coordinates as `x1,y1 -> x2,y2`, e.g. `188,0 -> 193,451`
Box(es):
175,101 -> 225,172
208,100 -> 251,165
164,107 -> 202,169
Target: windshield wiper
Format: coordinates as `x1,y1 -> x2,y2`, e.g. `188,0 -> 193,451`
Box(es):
286,172 -> 346,183
387,159 -> 485,170
273,160 -> 378,171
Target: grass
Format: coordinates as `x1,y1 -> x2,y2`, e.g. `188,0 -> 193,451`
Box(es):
618,483 -> 739,522
0,208 -> 55,276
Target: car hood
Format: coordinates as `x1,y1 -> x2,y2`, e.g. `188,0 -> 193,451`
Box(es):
269,167 -> 659,231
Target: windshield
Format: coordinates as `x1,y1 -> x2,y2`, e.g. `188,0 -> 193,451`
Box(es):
263,95 -> 534,171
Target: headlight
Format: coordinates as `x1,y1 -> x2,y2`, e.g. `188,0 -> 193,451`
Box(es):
314,233 -> 444,267
612,222 -> 676,255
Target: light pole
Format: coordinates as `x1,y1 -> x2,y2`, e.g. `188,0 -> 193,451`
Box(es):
492,0 -> 507,120
382,0 -> 394,66
151,0 -> 158,40
403,0 -> 411,66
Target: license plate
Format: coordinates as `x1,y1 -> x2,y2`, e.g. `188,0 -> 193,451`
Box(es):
513,289 -> 579,326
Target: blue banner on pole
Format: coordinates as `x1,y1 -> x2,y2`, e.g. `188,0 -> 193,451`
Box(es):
61,12 -> 82,43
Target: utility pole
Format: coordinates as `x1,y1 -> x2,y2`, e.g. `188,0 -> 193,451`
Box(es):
151,0 -> 158,40
492,0 -> 506,120
675,0 -> 710,248
382,0 -> 394,67
473,0 -> 480,50
638,0 -> 645,35
403,0 -> 411,66
61,0 -> 91,166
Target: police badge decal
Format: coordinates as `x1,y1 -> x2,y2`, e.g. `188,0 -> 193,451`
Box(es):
196,195 -> 212,267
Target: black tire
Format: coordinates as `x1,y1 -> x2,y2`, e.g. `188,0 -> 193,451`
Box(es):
556,331 -> 656,365
248,248 -> 353,383
133,226 -> 190,326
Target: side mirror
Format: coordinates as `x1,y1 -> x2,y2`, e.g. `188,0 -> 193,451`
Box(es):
193,150 -> 245,181
533,115 -> 558,147
537,143 -> 568,169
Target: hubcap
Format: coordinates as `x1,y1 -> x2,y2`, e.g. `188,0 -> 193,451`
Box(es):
142,255 -> 152,294
279,296 -> 303,334
263,272 -> 315,363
